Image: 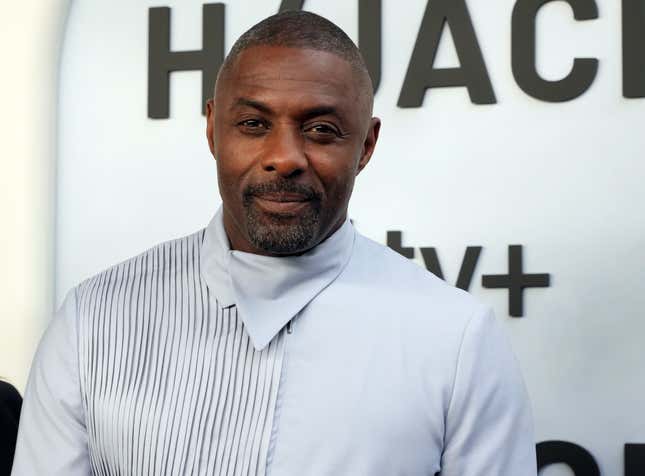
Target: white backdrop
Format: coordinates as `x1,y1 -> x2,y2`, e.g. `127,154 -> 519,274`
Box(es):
0,0 -> 68,393
56,1 -> 644,474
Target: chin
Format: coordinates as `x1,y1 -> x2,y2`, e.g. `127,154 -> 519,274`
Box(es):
246,209 -> 322,255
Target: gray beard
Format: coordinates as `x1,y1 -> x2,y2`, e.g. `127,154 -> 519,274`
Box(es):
242,180 -> 323,254
244,204 -> 321,254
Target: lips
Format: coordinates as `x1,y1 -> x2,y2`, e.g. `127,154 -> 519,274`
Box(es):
252,193 -> 312,215
253,191 -> 310,202
243,181 -> 321,216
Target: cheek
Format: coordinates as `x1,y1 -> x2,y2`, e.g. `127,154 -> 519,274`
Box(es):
215,137 -> 258,184
308,148 -> 361,195
215,154 -> 246,207
317,168 -> 358,205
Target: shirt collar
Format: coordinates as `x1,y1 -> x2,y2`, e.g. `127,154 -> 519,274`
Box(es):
200,206 -> 355,351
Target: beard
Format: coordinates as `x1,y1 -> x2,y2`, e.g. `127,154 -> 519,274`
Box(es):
242,180 -> 323,254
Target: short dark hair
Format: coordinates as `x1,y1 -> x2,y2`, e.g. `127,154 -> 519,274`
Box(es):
217,11 -> 374,103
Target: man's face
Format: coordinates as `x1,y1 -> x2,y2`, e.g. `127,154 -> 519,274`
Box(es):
206,45 -> 380,256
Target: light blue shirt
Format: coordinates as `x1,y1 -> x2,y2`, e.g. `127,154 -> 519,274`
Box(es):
13,208 -> 536,475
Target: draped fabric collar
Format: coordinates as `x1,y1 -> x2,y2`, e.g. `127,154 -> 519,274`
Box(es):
200,207 -> 355,351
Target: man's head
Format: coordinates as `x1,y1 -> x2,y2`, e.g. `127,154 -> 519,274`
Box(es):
206,11 -> 381,256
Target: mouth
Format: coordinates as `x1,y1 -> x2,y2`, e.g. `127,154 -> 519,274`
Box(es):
252,193 -> 313,215
243,180 -> 321,219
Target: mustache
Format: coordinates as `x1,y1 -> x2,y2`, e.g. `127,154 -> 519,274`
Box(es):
243,180 -> 322,201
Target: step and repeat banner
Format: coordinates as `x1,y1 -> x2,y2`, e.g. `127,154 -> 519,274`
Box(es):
56,0 -> 644,474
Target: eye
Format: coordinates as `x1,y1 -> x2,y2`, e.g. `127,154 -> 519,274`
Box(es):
303,123 -> 341,142
237,118 -> 269,135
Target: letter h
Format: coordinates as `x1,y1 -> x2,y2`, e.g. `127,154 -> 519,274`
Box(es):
148,4 -> 225,119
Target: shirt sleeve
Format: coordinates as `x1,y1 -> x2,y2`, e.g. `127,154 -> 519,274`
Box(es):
11,289 -> 90,475
439,307 -> 537,476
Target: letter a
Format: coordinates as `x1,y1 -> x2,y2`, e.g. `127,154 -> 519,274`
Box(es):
398,0 -> 496,107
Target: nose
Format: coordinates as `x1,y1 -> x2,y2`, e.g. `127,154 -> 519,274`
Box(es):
260,125 -> 308,178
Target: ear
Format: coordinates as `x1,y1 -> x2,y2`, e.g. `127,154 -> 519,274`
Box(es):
206,98 -> 216,158
357,117 -> 381,175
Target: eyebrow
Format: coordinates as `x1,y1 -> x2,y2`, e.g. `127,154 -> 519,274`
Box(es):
299,106 -> 342,122
231,98 -> 345,124
231,97 -> 273,114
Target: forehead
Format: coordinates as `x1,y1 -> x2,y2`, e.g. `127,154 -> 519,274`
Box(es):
216,45 -> 364,116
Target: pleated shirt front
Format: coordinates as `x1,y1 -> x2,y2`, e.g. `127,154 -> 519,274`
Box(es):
75,242 -> 286,476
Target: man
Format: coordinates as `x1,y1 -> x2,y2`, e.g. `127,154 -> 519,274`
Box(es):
13,10 -> 536,476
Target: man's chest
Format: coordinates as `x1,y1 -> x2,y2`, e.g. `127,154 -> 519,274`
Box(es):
79,301 -> 446,476
267,315 -> 445,476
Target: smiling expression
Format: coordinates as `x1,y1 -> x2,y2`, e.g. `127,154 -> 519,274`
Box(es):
206,45 -> 380,256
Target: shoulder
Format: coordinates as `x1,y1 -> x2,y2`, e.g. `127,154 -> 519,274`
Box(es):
75,227 -> 206,304
331,232 -> 516,412
348,232 -> 486,321
333,231 -> 497,364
